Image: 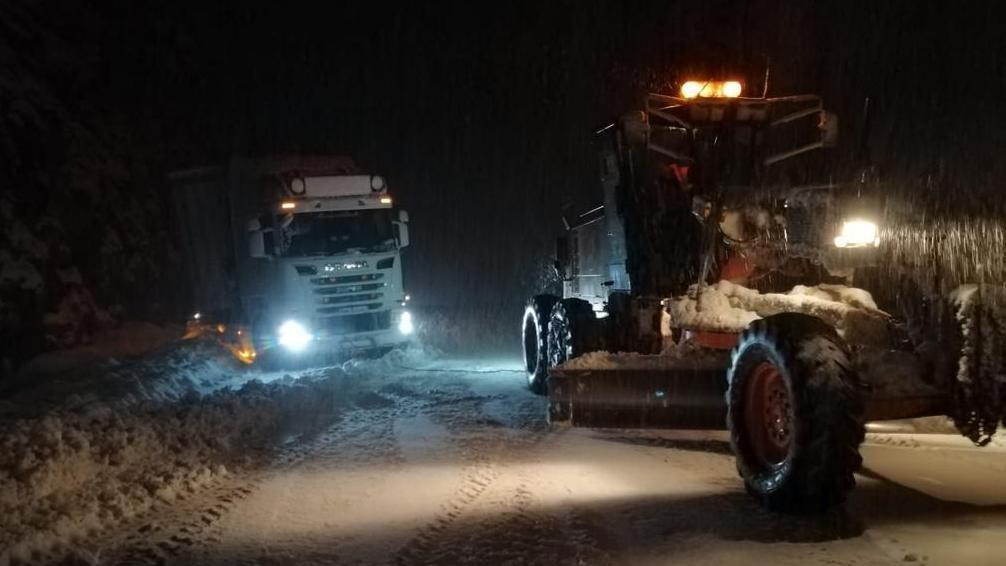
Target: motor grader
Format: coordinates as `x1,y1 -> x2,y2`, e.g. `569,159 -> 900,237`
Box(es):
521,79 -> 1005,512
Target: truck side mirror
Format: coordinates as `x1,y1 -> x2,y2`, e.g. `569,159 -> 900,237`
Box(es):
248,230 -> 268,258
394,221 -> 410,248
819,111 -> 839,148
247,217 -> 270,258
398,209 -> 410,223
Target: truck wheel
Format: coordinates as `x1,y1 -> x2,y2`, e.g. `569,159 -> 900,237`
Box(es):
726,313 -> 865,513
548,298 -> 595,368
523,294 -> 558,395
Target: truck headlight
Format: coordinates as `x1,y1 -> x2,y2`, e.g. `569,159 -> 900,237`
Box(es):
278,320 -> 313,352
398,311 -> 414,335
833,219 -> 880,248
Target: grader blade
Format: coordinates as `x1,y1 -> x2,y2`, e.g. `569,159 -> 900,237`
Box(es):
547,365 -> 949,431
547,365 -> 730,430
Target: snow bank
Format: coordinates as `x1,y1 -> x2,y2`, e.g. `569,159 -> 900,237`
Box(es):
0,337 -> 247,421
0,356 -> 390,565
0,332 -> 430,564
667,280 -> 890,345
12,322 -> 182,381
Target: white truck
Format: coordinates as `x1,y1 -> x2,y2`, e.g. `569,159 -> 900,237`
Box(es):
170,155 -> 413,365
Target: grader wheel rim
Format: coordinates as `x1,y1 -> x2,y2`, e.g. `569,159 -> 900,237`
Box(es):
744,361 -> 793,470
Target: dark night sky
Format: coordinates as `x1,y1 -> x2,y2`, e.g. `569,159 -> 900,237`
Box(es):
78,0 -> 1006,307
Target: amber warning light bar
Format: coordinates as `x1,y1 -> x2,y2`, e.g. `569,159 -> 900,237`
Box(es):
680,80 -> 743,99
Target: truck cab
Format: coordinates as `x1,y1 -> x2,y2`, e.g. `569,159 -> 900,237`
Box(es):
171,155 -> 413,365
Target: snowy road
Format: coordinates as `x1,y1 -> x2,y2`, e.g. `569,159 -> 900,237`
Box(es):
91,355 -> 1006,566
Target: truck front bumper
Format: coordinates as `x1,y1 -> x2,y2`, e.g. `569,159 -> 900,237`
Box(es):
313,326 -> 413,354
253,309 -> 415,361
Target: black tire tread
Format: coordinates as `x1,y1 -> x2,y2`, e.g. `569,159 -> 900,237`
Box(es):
727,313 -> 865,513
523,294 -> 559,395
548,298 -> 595,367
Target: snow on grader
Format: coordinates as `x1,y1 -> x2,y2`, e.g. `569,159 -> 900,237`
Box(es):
521,79 -> 1006,512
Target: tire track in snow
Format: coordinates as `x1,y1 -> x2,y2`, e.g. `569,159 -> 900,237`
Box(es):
101,388 -> 420,564
97,474 -> 261,564
100,366 -> 547,565
393,458 -> 502,565
391,448 -> 613,565
388,374 -> 611,565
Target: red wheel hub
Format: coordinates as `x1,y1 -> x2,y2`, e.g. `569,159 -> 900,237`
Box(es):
743,361 -> 793,469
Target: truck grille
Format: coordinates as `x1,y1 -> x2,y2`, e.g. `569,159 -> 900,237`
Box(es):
317,293 -> 383,305
317,303 -> 383,315
316,310 -> 392,335
302,269 -> 389,314
313,282 -> 384,295
310,273 -> 384,285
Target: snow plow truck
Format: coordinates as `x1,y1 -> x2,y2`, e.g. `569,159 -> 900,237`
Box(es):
170,155 -> 414,366
521,80 -> 1006,512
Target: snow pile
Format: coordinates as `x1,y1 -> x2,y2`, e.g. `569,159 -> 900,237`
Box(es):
664,282 -> 759,333
667,280 -> 890,345
788,284 -> 877,310
0,337 -> 248,421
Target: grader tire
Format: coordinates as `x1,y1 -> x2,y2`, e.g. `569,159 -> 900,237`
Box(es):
727,313 -> 865,513
522,294 -> 559,395
547,298 -> 596,368
946,285 -> 1006,445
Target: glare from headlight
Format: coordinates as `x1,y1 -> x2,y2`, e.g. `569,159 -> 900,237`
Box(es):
834,219 -> 880,248
398,311 -> 414,335
278,320 -> 312,352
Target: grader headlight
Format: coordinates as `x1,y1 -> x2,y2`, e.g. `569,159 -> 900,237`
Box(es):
834,219 -> 880,248
680,80 -> 743,99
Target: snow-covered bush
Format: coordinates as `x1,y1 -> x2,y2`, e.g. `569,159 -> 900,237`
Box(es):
0,1 -> 176,376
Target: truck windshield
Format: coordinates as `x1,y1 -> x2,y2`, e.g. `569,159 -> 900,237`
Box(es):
281,209 -> 395,257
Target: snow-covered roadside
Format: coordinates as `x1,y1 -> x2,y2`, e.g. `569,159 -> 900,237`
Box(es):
0,336 -> 424,565
10,322 -> 183,382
